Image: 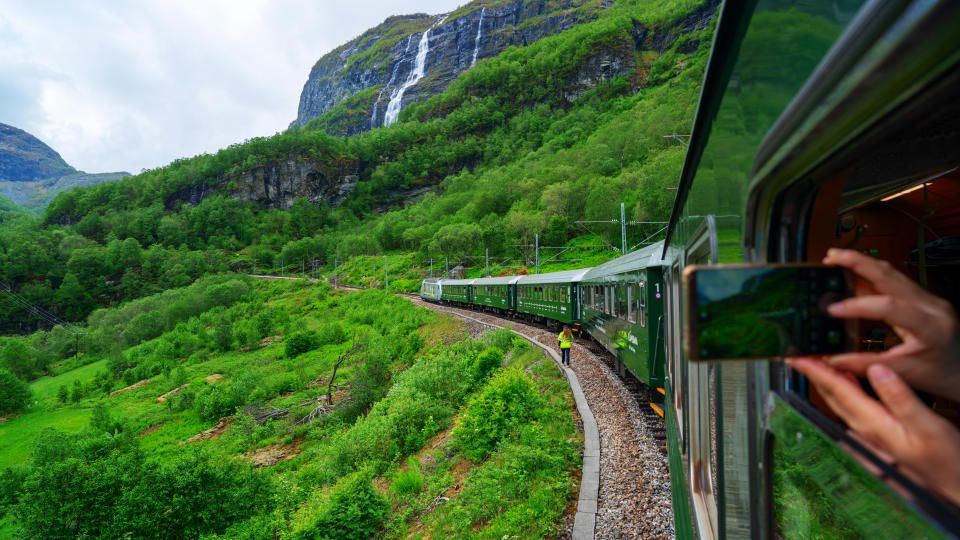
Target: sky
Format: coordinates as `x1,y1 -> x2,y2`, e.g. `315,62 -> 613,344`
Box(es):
0,0 -> 464,174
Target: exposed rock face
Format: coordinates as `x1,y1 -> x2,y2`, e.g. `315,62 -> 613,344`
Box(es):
295,0 -> 603,133
167,158 -> 361,210
0,122 -> 130,208
229,159 -> 360,209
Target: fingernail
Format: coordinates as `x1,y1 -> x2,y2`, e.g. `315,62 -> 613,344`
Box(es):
827,303 -> 844,316
868,364 -> 895,384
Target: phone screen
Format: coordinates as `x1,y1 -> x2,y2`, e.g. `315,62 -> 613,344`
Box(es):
685,265 -> 855,361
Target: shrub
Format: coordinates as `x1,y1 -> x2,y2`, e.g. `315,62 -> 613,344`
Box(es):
474,348 -> 504,380
485,326 -> 515,353
453,368 -> 543,461
393,458 -> 424,497
311,473 -> 388,540
317,322 -> 347,346
285,330 -> 319,358
0,369 -> 30,413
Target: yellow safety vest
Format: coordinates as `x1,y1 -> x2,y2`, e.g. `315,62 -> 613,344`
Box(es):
558,332 -> 572,349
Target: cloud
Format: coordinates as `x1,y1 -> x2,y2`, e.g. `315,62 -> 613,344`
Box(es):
0,0 -> 464,174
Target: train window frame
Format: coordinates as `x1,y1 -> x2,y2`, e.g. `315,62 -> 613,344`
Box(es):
684,215 -> 720,538
627,284 -> 637,324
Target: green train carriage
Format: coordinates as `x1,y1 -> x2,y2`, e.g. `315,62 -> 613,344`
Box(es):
470,275 -> 521,313
515,269 -> 590,327
579,242 -> 667,389
439,278 -> 473,305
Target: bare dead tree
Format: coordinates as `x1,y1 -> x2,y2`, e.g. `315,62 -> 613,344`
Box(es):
328,330 -> 364,405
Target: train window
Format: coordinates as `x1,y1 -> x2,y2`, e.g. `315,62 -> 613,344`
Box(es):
617,284 -> 630,320
627,285 -> 637,323
639,282 -> 647,328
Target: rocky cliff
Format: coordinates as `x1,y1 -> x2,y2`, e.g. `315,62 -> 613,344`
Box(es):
295,0 -> 606,134
0,123 -> 130,209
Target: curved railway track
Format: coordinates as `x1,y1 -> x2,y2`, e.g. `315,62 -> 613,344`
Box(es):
403,294 -> 674,539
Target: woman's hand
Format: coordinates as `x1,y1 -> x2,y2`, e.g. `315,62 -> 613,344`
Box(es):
822,248 -> 960,401
790,357 -> 960,507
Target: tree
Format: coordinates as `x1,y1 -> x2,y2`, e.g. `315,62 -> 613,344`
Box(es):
0,369 -> 30,413
56,272 -> 94,322
212,316 -> 234,352
0,340 -> 43,381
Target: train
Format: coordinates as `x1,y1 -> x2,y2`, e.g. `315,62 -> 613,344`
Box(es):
421,0 -> 960,537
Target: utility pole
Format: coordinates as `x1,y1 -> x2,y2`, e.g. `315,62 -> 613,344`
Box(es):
535,234 -> 539,274
620,202 -> 627,255
430,258 -> 433,278
445,256 -> 448,277
485,248 -> 489,277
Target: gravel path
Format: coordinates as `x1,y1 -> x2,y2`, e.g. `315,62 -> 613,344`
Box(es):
409,298 -> 674,539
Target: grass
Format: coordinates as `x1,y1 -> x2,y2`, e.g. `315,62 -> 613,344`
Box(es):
30,358 -> 108,405
0,407 -> 91,469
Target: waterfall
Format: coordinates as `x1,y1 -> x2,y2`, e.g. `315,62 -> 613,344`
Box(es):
471,8 -> 485,66
383,16 -> 446,127
370,36 -> 412,129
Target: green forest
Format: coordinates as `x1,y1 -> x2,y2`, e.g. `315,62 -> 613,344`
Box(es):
0,0 -> 715,536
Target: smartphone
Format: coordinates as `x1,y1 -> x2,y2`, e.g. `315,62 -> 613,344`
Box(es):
683,264 -> 856,361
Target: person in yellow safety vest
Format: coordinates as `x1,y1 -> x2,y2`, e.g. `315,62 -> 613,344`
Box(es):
558,325 -> 573,366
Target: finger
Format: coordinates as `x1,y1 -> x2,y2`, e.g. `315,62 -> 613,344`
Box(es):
827,295 -> 921,331
867,364 -> 926,423
791,359 -> 900,441
824,249 -> 920,299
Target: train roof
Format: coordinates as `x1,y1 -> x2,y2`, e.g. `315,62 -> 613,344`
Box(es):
582,241 -> 666,281
471,275 -> 524,286
516,268 -> 592,285
439,278 -> 476,286
422,277 -> 441,284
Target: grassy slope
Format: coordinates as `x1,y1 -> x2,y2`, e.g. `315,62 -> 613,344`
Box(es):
0,279 -> 578,538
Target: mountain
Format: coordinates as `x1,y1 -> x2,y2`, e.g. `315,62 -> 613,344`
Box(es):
296,0 -> 614,135
0,122 -> 130,209
42,0 -> 717,227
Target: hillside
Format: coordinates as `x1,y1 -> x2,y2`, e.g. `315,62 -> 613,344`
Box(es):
0,123 -> 130,210
0,280 -> 581,538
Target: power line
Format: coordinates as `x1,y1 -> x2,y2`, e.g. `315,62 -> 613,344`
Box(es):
0,280 -> 77,331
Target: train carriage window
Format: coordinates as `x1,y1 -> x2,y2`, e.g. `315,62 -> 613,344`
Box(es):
639,281 -> 647,328
618,284 -> 627,320
612,286 -> 618,318
628,284 -> 637,323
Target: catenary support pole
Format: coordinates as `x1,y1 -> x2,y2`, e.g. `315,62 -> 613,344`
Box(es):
621,202 -> 627,255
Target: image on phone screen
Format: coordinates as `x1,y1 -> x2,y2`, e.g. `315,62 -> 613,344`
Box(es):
687,265 -> 854,361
